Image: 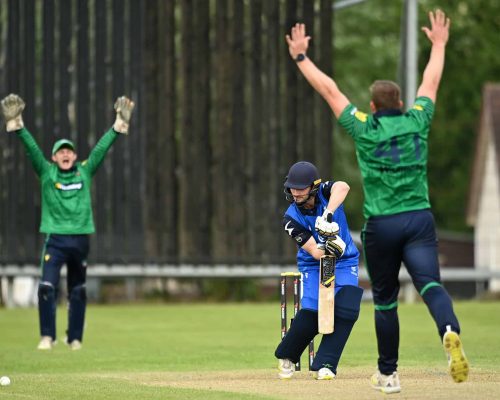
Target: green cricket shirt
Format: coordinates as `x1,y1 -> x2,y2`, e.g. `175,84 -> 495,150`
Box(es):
338,96 -> 435,218
17,127 -> 119,234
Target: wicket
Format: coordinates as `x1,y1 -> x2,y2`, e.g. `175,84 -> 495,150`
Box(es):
280,272 -> 314,371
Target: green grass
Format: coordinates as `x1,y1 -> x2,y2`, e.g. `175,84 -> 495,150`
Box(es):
0,301 -> 499,399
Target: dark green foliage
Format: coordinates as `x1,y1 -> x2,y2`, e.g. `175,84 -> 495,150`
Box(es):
420,0 -> 500,230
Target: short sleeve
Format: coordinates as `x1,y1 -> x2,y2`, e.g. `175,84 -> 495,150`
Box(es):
283,215 -> 312,248
338,104 -> 369,139
406,96 -> 435,129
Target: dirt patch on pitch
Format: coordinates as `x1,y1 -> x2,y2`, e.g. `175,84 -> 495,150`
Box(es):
103,367 -> 500,400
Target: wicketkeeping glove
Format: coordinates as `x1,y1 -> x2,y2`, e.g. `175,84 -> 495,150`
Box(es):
315,209 -> 339,238
113,96 -> 135,134
1,93 -> 25,132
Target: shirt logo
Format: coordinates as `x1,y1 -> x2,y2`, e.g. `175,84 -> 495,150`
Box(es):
55,182 -> 83,191
413,104 -> 423,111
285,221 -> 294,236
354,111 -> 368,122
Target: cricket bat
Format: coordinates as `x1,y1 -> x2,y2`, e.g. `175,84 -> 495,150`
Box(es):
318,252 -> 336,334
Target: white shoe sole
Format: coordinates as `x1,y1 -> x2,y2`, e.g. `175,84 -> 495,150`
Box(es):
373,386 -> 401,394
278,371 -> 294,380
370,382 -> 401,394
316,375 -> 334,380
370,374 -> 401,394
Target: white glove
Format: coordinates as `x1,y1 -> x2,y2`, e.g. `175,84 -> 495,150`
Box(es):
315,209 -> 339,238
113,96 -> 135,134
1,93 -> 25,132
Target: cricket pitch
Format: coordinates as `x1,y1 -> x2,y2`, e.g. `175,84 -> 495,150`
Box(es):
106,367 -> 500,400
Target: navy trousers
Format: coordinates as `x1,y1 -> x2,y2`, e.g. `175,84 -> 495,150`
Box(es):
275,285 -> 363,374
362,209 -> 460,375
38,234 -> 89,342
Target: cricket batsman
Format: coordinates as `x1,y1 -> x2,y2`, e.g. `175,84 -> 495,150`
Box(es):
275,161 -> 363,380
1,93 -> 135,350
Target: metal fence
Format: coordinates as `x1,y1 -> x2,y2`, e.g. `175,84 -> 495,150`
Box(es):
2,263 -> 500,307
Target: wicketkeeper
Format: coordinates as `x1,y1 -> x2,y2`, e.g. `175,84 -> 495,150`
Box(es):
1,93 -> 135,350
275,161 -> 363,380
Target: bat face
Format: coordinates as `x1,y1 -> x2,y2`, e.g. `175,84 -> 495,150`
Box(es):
318,255 -> 336,334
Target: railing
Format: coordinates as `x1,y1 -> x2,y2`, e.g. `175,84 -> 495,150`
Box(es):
2,264 -> 500,308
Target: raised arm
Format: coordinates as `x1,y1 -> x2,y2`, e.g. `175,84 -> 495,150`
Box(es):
286,23 -> 350,119
113,96 -> 135,135
1,93 -> 25,132
416,10 -> 450,102
85,96 -> 135,175
1,94 -> 49,175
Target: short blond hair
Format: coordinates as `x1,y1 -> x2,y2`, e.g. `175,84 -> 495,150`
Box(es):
370,80 -> 401,111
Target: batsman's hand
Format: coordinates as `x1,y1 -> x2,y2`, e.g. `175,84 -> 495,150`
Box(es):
113,96 -> 135,134
285,23 -> 310,60
315,210 -> 339,238
325,236 -> 346,258
1,93 -> 25,132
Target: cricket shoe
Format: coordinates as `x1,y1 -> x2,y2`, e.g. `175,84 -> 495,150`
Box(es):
37,336 -> 54,350
370,371 -> 401,394
69,340 -> 82,351
443,330 -> 469,383
315,367 -> 335,380
278,359 -> 295,379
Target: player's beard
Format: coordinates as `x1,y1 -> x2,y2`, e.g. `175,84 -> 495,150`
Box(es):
295,195 -> 315,209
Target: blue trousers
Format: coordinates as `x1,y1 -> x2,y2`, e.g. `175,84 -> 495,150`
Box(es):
362,209 -> 460,374
300,264 -> 359,311
38,234 -> 89,342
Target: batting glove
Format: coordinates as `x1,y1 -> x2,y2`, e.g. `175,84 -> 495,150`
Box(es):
316,234 -> 345,258
315,210 -> 339,238
316,235 -> 327,250
1,94 -> 25,132
325,236 -> 345,258
113,96 -> 135,134
325,236 -> 346,258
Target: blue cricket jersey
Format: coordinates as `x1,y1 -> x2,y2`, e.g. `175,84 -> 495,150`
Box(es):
283,181 -> 360,273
